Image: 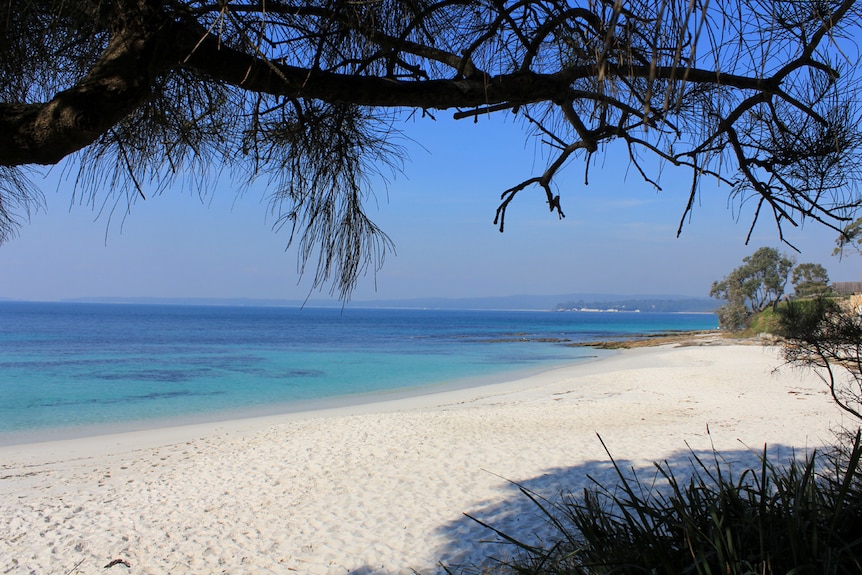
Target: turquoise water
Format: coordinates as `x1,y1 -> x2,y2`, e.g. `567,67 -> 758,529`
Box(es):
0,302 -> 717,441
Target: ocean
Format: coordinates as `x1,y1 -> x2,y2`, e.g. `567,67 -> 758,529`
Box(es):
0,302 -> 717,443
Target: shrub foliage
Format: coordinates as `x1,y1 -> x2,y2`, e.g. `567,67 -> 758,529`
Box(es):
779,297 -> 862,421
460,434 -> 862,575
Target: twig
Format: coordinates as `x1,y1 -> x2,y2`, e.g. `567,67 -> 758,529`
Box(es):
65,559 -> 86,575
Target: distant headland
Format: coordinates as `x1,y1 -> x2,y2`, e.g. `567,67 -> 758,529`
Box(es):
57,293 -> 718,313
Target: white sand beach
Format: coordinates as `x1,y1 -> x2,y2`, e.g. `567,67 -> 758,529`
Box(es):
0,341 -> 852,574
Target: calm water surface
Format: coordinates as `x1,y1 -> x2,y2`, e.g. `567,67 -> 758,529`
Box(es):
0,302 -> 717,441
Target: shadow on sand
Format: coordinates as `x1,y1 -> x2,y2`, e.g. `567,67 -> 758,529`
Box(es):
420,440 -> 820,574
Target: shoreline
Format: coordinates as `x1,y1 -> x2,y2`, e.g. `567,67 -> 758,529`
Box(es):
0,348 -> 618,459
1,305 -> 717,445
1,341 -> 850,574
0,347 -> 614,449
0,330 -> 721,447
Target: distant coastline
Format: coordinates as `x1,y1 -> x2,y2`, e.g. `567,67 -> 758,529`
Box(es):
554,297 -> 717,314
9,292 -> 720,313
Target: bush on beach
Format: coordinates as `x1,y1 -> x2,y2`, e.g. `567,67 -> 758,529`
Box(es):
454,432 -> 862,575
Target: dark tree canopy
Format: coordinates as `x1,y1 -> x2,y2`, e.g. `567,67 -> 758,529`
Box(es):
779,297 -> 862,420
2,0 -> 862,297
710,246 -> 793,330
791,262 -> 831,297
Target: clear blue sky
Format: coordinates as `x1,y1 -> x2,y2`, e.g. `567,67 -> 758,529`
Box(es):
1,113 -> 858,302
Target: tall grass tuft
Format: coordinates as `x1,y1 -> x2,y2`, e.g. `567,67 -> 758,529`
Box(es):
462,432 -> 862,575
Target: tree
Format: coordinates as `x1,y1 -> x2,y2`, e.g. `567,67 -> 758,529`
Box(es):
779,297 -> 862,420
834,217 -> 862,258
710,247 -> 793,330
710,267 -> 756,331
2,1 -> 862,298
791,262 -> 831,297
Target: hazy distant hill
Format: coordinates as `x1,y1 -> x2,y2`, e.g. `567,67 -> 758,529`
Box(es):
344,294 -> 717,312
554,297 -> 717,313
65,293 -> 717,312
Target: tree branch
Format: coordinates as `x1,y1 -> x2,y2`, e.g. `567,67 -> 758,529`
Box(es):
0,18 -> 181,166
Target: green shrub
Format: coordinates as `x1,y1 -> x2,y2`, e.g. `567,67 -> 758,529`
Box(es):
740,306 -> 783,337
777,296 -> 862,420
461,433 -> 862,575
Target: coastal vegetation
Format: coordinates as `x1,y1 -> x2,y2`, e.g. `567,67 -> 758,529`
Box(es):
459,433 -> 862,574
769,216 -> 862,421
779,296 -> 862,421
709,247 -> 794,331
710,247 -> 834,331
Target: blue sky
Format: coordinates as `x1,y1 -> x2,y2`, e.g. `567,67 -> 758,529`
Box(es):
0,113 -> 859,302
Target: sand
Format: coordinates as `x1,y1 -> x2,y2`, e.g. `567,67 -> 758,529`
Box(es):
0,342 -> 852,574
